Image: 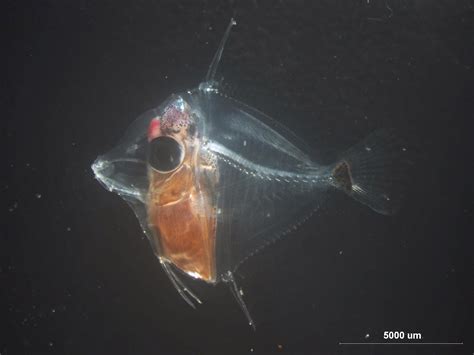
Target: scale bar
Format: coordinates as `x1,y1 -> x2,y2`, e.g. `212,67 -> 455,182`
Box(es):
339,342 -> 463,345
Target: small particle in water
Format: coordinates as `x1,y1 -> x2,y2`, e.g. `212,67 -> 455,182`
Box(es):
277,344 -> 283,350
49,342 -> 53,347
26,162 -> 30,167
72,142 -> 77,147
51,308 -> 56,313
250,349 -> 254,352
8,202 -> 18,212
365,146 -> 372,152
266,212 -> 271,218
339,250 -> 343,255
365,333 -> 370,339
402,147 -> 407,152
243,140 -> 247,146
35,193 -> 42,199
66,227 -> 72,232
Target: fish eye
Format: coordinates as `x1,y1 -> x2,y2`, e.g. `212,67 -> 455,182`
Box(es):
148,136 -> 184,173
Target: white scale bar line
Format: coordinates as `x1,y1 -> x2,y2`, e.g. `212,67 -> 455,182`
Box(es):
339,342 -> 464,345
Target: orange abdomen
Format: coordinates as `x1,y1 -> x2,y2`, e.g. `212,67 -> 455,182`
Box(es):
148,165 -> 216,282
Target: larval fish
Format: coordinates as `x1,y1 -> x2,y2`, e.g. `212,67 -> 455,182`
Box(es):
92,19 -> 409,328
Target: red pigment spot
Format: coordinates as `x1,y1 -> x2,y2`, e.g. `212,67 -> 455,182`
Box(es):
148,119 -> 161,141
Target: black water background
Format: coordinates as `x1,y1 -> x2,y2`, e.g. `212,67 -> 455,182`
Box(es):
3,1 -> 473,354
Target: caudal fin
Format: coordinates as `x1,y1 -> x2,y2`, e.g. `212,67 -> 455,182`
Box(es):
330,129 -> 412,215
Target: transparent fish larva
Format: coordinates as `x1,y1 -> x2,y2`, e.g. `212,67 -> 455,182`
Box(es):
92,19 -> 410,328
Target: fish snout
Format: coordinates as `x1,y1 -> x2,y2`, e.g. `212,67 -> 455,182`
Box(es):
91,155 -> 147,200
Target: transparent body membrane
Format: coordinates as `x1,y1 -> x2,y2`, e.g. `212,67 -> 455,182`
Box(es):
92,19 -> 410,328
187,89 -> 333,276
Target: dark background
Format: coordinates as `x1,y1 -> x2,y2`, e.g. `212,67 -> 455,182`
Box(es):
3,1 -> 473,354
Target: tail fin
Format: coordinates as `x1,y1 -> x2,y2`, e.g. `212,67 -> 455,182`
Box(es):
330,129 -> 411,215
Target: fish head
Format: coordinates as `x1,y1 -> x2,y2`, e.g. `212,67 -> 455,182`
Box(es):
92,92 -> 218,282
91,94 -> 204,200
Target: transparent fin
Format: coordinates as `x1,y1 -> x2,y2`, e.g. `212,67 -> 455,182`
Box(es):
204,18 -> 236,84
121,196 -> 203,308
184,89 -> 331,277
330,129 -> 412,215
161,260 -> 202,308
216,83 -> 316,165
187,91 -> 317,172
223,271 -> 256,330
216,95 -> 314,165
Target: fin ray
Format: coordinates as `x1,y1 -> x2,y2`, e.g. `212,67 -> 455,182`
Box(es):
205,18 -> 236,84
331,129 -> 412,215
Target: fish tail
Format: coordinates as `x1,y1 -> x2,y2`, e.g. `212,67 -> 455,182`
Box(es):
329,129 -> 412,215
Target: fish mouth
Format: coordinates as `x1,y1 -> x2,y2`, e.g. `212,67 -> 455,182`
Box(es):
91,156 -> 148,201
92,158 -> 115,190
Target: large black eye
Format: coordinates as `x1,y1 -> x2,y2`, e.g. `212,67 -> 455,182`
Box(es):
148,136 -> 184,173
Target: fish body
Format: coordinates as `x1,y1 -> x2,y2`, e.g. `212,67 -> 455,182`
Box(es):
92,19 -> 409,327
